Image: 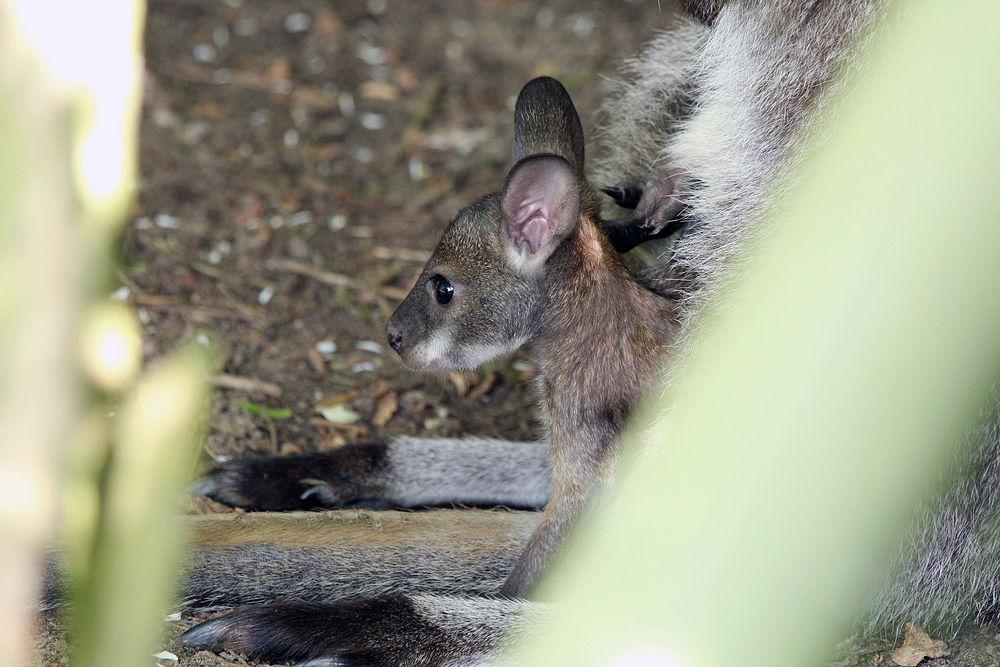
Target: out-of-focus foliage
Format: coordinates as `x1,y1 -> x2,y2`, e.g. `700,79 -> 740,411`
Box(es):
0,2 -> 209,667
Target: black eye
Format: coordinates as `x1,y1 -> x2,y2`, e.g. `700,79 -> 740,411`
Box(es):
431,275 -> 454,305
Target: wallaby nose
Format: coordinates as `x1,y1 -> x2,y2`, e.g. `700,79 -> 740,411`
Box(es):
387,327 -> 403,352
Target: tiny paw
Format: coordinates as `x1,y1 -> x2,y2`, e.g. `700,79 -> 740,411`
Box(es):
599,171 -> 689,253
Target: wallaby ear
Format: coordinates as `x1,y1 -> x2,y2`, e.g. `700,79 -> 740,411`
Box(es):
512,77 -> 585,177
501,155 -> 580,271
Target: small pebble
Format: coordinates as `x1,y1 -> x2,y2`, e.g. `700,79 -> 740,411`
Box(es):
207,249 -> 223,265
212,25 -> 230,48
328,214 -> 348,231
291,106 -> 309,128
137,309 -> 151,325
284,12 -> 311,33
408,157 -> 424,181
449,18 -> 471,38
535,7 -> 555,29
233,17 -> 256,36
566,14 -> 595,39
249,109 -> 268,126
366,0 -> 387,15
315,340 -> 337,356
258,286 -> 275,305
192,43 -> 217,63
283,129 -> 300,148
357,44 -> 387,66
109,286 -> 130,301
353,146 -> 374,163
155,214 -> 179,229
354,340 -> 383,354
307,56 -> 326,74
352,361 -> 377,373
134,216 -> 153,230
360,112 -> 385,131
445,41 -> 463,61
195,333 -> 210,346
338,92 -> 355,117
288,211 -> 313,226
269,215 -> 284,229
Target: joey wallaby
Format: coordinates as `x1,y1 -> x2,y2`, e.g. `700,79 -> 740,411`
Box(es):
384,77 -> 677,596
176,1 -> 1000,665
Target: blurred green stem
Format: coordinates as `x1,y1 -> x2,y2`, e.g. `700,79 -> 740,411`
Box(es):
0,5 -> 80,667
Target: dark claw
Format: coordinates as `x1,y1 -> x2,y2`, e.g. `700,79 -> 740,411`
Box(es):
178,617 -> 236,648
293,656 -> 349,667
600,184 -> 644,210
603,205 -> 690,253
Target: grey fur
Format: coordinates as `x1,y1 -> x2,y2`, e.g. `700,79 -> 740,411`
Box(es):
182,510 -> 537,607
860,392 -> 1000,636
384,437 -> 552,509
410,595 -> 548,667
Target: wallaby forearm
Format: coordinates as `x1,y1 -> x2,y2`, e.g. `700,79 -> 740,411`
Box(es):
197,436 -> 552,512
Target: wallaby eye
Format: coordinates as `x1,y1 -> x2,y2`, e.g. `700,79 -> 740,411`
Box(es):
431,274 -> 454,305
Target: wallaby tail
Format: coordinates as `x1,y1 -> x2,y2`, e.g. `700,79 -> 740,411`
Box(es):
181,509 -> 538,607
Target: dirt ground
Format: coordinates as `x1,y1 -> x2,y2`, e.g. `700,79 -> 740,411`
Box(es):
129,0 -> 669,468
33,0 -> 1000,665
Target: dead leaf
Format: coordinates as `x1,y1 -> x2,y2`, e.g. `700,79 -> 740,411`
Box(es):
265,58 -> 291,86
317,404 -> 360,424
371,390 -> 398,427
317,390 -> 361,407
313,7 -> 343,38
305,346 -> 327,374
309,418 -> 367,442
359,81 -> 399,103
279,442 -> 302,456
393,66 -> 418,92
292,87 -> 339,110
316,432 -> 346,450
468,370 -> 500,400
890,622 -> 948,666
447,372 -> 469,396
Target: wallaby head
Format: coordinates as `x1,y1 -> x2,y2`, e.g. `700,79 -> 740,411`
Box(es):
386,77 -> 603,371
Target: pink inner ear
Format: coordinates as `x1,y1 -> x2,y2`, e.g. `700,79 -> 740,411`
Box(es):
508,198 -> 554,255
502,156 -> 579,259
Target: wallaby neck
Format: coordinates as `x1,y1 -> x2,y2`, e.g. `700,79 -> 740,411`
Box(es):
532,215 -> 677,472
